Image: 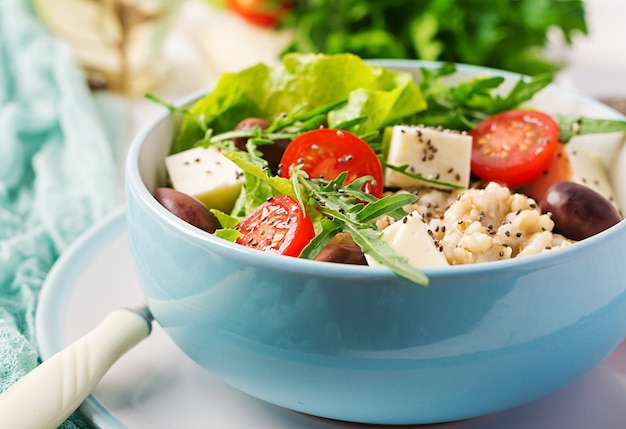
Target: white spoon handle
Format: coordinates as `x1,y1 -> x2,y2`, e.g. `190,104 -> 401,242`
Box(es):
0,307 -> 152,429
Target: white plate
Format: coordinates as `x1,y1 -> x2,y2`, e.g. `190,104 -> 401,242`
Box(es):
37,209 -> 626,429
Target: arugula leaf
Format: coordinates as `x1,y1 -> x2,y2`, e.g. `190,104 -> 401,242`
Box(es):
355,193 -> 417,222
214,151 -> 427,285
408,66 -> 553,130
144,93 -> 209,135
382,162 -> 465,189
266,99 -> 347,133
292,171 -> 426,285
554,115 -> 626,143
493,73 -> 554,111
298,217 -> 344,260
346,224 -> 429,286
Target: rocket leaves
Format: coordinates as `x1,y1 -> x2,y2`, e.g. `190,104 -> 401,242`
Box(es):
219,149 -> 427,284
408,64 -> 553,131
289,170 -> 427,285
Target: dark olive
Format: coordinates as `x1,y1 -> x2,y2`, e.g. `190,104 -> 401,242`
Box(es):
314,244 -> 368,265
154,188 -> 221,234
233,117 -> 291,174
233,118 -> 271,150
539,181 -> 621,240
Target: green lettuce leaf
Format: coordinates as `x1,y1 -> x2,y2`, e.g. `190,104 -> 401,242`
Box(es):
172,53 -> 427,154
222,149 -> 296,217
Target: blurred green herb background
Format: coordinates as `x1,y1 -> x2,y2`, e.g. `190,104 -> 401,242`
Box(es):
215,0 -> 588,76
282,0 -> 587,75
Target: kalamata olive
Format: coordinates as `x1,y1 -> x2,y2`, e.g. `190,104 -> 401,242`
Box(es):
314,244 -> 368,265
154,188 -> 221,234
539,181 -> 621,240
233,118 -> 271,150
233,117 -> 291,174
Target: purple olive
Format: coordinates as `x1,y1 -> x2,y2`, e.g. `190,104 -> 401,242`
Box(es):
314,244 -> 367,265
233,118 -> 271,150
539,181 -> 621,240
154,188 -> 221,234
233,117 -> 290,174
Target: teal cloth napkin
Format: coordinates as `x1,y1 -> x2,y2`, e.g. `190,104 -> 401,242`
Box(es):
0,0 -> 120,427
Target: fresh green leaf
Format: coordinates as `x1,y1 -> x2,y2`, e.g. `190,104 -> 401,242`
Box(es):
288,165 -> 310,211
265,99 -> 347,133
382,162 -> 465,189
224,150 -> 295,197
345,224 -> 429,286
332,115 -> 369,131
494,73 -> 553,110
145,93 -> 209,134
408,66 -> 553,130
297,114 -> 328,132
291,171 -> 428,284
210,209 -> 241,228
355,193 -> 418,222
292,172 -> 428,285
222,149 -> 295,217
298,217 -> 344,259
172,53 -> 427,153
410,11 -> 444,60
554,114 -> 626,143
214,228 -> 241,242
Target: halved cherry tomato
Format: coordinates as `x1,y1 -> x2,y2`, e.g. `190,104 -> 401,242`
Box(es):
278,128 -> 384,198
226,0 -> 292,28
469,110 -> 559,188
235,195 -> 315,257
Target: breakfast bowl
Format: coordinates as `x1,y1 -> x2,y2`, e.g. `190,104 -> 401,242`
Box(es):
124,55 -> 626,425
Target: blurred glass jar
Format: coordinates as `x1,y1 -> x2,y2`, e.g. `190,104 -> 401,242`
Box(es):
34,0 -> 181,95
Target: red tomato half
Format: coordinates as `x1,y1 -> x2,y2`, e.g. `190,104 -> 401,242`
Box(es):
278,128 -> 384,198
469,110 -> 559,188
235,195 -> 315,257
226,0 -> 292,27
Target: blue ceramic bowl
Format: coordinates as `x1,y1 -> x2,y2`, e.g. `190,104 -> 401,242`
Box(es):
125,61 -> 626,425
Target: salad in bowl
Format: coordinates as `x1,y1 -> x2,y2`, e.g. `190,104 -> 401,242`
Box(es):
151,53 -> 622,285
125,53 -> 626,424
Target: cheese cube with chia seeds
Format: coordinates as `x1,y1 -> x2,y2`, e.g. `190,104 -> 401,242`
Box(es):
366,211 -> 449,269
165,146 -> 244,213
384,125 -> 472,190
566,144 -> 620,211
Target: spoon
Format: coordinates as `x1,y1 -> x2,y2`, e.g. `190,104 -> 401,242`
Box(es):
0,306 -> 153,429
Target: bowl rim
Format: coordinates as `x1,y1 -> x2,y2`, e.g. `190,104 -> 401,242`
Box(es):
125,59 -> 626,281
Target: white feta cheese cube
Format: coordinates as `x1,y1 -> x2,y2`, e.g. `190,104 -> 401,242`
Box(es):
567,143 -> 620,211
165,146 -> 244,213
366,211 -> 449,269
384,125 -> 472,190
